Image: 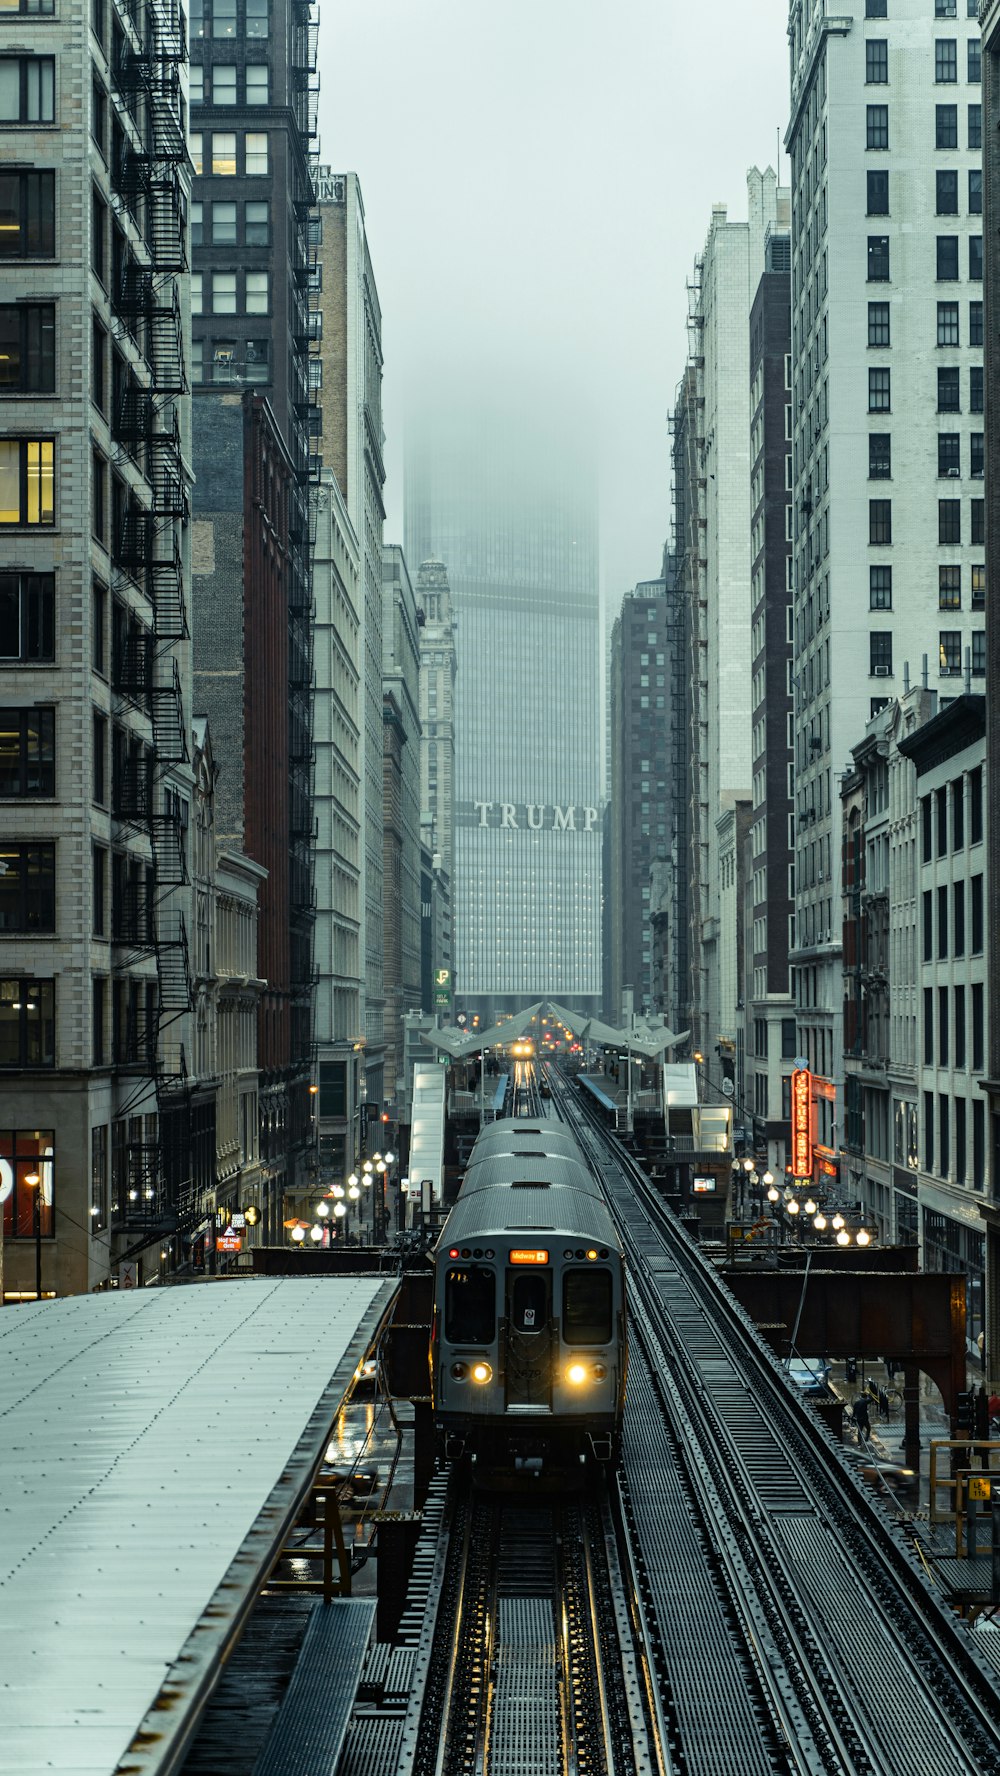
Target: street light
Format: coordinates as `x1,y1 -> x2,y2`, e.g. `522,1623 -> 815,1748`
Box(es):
316,1200 -> 330,1219
24,1170 -> 41,1301
309,1224 -> 324,1244
291,1224 -> 306,1244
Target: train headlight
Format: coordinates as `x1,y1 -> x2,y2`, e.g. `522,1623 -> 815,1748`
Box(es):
471,1361 -> 493,1385
567,1362 -> 588,1386
592,1364 -> 608,1381
450,1362 -> 468,1381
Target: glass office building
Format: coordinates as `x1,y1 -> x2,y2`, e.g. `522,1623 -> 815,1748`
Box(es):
405,400 -> 602,1016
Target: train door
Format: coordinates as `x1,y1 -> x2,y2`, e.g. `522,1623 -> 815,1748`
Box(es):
504,1266 -> 553,1410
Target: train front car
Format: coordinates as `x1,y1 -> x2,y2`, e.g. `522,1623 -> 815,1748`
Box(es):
431,1123 -> 626,1474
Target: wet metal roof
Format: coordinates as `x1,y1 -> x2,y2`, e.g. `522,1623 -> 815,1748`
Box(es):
0,1277 -> 395,1776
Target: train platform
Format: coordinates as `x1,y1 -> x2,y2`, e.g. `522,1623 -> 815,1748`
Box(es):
0,1275 -> 396,1776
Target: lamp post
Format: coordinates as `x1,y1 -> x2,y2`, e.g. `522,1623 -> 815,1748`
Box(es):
25,1169 -> 41,1301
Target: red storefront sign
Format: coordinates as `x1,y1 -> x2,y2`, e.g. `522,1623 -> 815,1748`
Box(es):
790,1069 -> 813,1179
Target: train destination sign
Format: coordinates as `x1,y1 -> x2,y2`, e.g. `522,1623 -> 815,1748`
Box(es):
510,1249 -> 549,1265
790,1068 -> 813,1179
461,801 -> 599,832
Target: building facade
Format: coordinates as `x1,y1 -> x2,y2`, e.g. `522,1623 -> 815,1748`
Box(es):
746,230 -> 796,1169
787,0 -> 985,1156
314,168 -> 386,1111
607,578 -> 671,1022
0,0 -> 194,1298
381,545 -> 423,1110
404,395 -> 602,1019
312,470 -> 363,1189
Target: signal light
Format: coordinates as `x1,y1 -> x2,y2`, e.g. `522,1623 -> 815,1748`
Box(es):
449,1247 -> 459,1258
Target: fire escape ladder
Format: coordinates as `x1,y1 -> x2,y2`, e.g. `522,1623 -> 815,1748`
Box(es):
155,910 -> 191,1020
113,629 -> 154,711
149,532 -> 188,643
150,656 -> 188,764
150,420 -> 188,520
149,285 -> 187,397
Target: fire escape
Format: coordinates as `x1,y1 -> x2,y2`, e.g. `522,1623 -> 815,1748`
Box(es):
107,0 -> 192,1236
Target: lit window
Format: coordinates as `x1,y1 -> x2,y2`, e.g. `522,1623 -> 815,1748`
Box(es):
0,439 -> 54,526
212,133 -> 237,175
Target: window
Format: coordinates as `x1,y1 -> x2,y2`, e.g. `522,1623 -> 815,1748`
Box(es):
0,572 -> 53,662
868,301 -> 890,346
0,843 -> 54,930
973,983 -> 985,1071
0,439 -> 53,526
213,0 -> 237,33
970,300 -> 983,346
866,106 -> 888,149
968,39 -> 981,83
969,366 -> 983,415
939,565 -> 961,609
92,845 -> 106,938
190,132 -> 203,175
969,168 -> 982,214
866,40 -> 888,82
244,337 -> 270,383
969,104 -> 981,149
245,271 -> 269,314
923,890 -> 933,961
970,765 -> 983,842
92,578 -> 106,673
0,0 -> 56,13
245,200 -> 269,245
971,433 -> 984,478
0,982 -> 54,1068
92,319 -> 106,412
971,564 -> 985,609
212,271 -> 237,314
939,986 -> 949,1060
245,132 -> 268,175
936,236 -> 959,279
564,1270 -> 612,1344
969,235 -> 983,281
0,56 -> 55,123
936,104 -> 958,148
866,0 -> 887,13
869,565 -> 892,609
191,272 -> 203,315
867,170 -> 889,214
0,170 -> 54,258
939,629 -> 962,674
92,188 -> 106,282
937,366 -> 960,412
212,65 -> 237,105
92,449 -> 105,542
868,236 -> 889,281
92,977 -> 106,1066
939,500 -> 960,544
211,201 -> 236,246
938,433 -> 960,477
869,499 -> 892,544
92,711 -> 106,805
971,874 -> 983,952
245,64 -> 269,104
211,133 -> 237,175
91,76 -> 107,157
189,65 -> 204,107
971,501 -> 984,546
247,0 -> 269,34
934,0 -> 957,13
921,795 -> 933,864
0,304 -> 54,394
190,201 -> 203,249
0,709 -> 54,797
445,1266 -> 495,1342
923,987 -> 934,1060
936,169 -> 958,214
935,40 -> 957,83
953,778 -> 964,851
971,631 -> 985,677
937,301 -> 959,345
868,434 -> 891,478
868,367 -> 891,411
870,631 -> 892,675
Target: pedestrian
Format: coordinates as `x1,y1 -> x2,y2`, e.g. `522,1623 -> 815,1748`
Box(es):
853,1394 -> 871,1439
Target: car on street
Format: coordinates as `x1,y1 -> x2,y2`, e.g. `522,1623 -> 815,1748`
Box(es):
785,1356 -> 832,1395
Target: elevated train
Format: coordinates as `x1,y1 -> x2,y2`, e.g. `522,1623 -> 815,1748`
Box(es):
431,1120 -> 627,1470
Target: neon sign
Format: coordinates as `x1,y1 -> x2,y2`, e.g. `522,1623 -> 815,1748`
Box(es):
790,1069 -> 813,1179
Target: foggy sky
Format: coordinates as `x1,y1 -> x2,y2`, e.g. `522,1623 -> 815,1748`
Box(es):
318,0 -> 790,603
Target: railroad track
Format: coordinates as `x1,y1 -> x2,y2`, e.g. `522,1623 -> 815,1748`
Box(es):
554,1075 -> 1000,1776
401,1481 -> 651,1776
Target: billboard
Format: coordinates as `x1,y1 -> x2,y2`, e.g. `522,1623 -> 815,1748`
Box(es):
790,1069 -> 813,1179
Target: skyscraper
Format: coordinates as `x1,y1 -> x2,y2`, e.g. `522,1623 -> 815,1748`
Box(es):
0,0 -> 192,1294
189,0 -> 319,1232
787,0 -> 985,1152
607,579 -> 671,1023
405,396 -> 602,1018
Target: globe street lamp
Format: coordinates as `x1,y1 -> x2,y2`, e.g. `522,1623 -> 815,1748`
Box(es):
24,1169 -> 41,1301
290,1224 -> 306,1244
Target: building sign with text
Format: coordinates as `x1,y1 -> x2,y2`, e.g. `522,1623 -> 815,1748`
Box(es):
790,1068 -> 813,1179
457,800 -> 599,832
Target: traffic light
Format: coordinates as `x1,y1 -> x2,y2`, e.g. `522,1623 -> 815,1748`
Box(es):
955,1388 -> 975,1435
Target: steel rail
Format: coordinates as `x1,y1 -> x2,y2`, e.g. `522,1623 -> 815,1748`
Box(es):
555,1077 -> 1000,1775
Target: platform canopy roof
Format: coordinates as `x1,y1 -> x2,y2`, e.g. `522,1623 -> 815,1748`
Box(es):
423,999 -> 687,1061
0,1277 -> 395,1776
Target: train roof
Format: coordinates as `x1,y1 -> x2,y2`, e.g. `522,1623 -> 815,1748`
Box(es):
467,1122 -> 586,1161
435,1181 -> 620,1251
458,1152 -> 603,1201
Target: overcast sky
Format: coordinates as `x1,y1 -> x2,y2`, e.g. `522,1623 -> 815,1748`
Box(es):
318,0 -> 791,602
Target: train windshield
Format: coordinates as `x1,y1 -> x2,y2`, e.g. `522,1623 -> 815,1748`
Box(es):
445,1266 -> 495,1343
563,1269 -> 612,1344
510,1271 -> 548,1333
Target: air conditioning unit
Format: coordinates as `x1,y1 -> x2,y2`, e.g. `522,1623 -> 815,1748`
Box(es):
946,467 -> 960,478
873,664 -> 891,677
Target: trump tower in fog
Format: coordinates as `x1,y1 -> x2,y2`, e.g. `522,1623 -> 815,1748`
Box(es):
405,395 -> 602,1021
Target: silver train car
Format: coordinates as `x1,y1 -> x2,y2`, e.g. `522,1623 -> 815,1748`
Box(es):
431,1122 -> 627,1469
